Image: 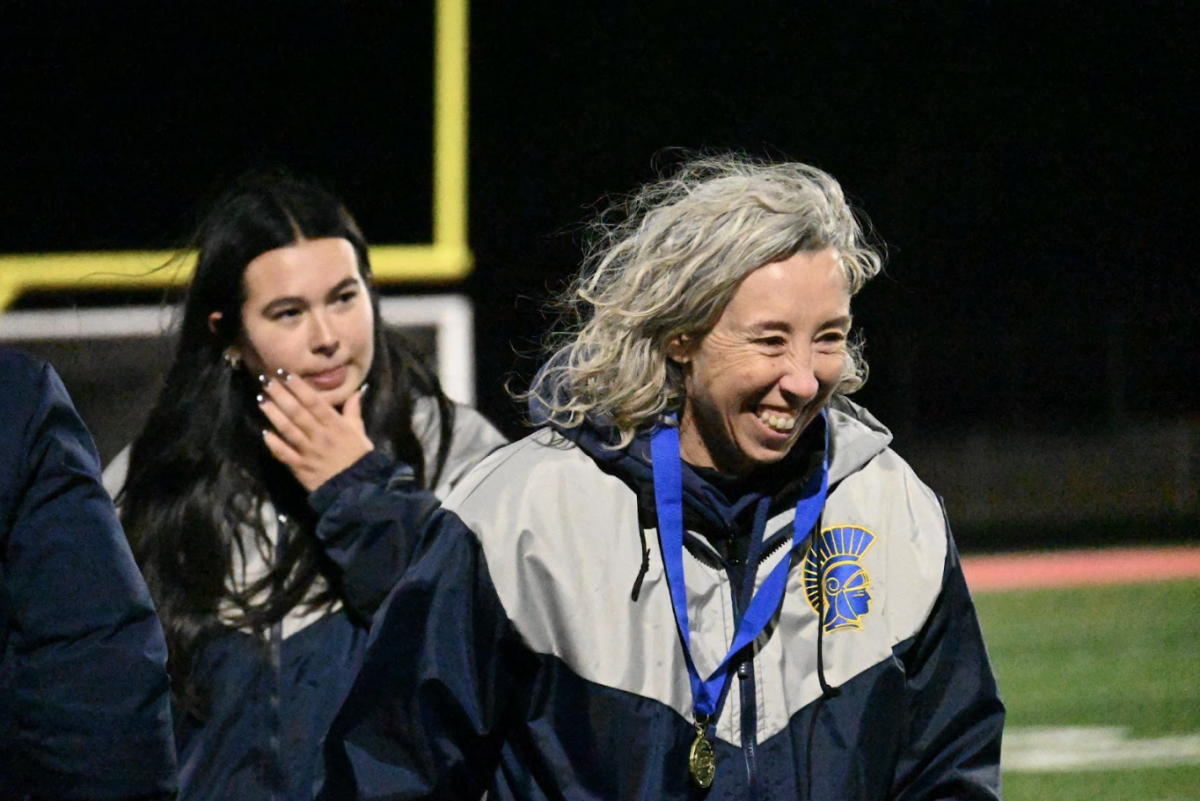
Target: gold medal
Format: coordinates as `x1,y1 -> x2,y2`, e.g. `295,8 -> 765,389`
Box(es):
688,719 -> 716,788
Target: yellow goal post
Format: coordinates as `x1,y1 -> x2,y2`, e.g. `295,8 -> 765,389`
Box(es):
0,0 -> 471,315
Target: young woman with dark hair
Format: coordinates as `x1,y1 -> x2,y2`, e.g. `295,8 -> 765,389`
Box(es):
107,175 -> 506,800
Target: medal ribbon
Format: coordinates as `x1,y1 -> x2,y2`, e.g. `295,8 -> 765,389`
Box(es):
651,413 -> 829,720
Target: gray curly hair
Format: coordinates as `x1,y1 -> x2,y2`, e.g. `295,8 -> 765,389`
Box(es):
527,154 -> 883,448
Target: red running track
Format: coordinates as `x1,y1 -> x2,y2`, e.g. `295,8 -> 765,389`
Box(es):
961,545 -> 1200,592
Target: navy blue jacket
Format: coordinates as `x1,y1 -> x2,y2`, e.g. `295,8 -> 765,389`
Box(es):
0,348 -> 177,799
102,404 -> 508,800
171,451 -> 443,800
321,399 -> 1004,799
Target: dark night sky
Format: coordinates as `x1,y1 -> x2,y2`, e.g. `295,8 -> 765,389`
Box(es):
1,1 -> 1197,438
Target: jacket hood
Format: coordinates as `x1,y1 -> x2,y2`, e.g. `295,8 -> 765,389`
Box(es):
530,390 -> 893,531
823,395 -> 893,485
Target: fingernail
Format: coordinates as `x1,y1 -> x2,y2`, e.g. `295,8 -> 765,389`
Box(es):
359,382 -> 370,394
257,374 -> 267,384
256,394 -> 265,404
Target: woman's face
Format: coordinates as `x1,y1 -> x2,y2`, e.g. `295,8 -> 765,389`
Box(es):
669,248 -> 851,476
224,237 -> 375,408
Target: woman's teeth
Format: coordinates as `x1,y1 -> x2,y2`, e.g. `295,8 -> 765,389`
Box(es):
759,410 -> 796,432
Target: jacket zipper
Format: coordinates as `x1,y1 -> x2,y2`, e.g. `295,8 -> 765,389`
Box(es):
268,512 -> 286,801
268,618 -> 282,801
725,553 -> 760,795
735,496 -> 779,797
739,658 -> 759,797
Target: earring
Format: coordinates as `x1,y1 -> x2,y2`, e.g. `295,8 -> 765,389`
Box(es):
223,348 -> 243,370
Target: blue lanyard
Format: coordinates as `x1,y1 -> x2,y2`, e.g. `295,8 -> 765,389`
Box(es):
650,414 -> 829,720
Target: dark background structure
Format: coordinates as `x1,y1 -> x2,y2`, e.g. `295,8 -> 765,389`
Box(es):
2,2 -> 1196,547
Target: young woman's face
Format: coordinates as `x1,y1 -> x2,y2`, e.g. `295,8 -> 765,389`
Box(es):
670,248 -> 851,476
230,237 -> 375,408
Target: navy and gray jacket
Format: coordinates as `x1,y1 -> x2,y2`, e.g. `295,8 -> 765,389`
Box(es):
321,396 -> 1005,799
0,348 -> 177,799
103,401 -> 506,801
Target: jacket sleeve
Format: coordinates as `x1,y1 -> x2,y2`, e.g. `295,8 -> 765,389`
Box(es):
309,450 -> 442,621
0,357 -> 178,800
309,404 -> 507,622
318,508 -> 530,800
892,529 -> 1005,801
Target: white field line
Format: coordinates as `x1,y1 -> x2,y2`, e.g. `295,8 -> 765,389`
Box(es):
1004,726 -> 1200,772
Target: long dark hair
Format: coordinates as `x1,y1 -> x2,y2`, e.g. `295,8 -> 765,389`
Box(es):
119,174 -> 454,716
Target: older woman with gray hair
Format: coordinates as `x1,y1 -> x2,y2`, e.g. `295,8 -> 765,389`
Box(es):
320,155 -> 1004,800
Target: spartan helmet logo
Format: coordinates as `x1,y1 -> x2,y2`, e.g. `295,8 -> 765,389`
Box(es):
804,526 -> 877,633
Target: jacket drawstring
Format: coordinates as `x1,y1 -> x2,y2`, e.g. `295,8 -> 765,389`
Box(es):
631,525 -> 651,601
805,550 -> 841,800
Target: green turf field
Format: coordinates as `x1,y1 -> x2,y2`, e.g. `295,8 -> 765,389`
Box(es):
972,579 -> 1200,801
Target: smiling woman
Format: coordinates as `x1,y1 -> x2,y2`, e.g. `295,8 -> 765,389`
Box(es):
319,155 -> 1005,800
105,174 -> 506,801
667,248 -> 852,476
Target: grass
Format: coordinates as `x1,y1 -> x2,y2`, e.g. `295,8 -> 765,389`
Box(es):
1003,766 -> 1200,801
972,579 -> 1200,801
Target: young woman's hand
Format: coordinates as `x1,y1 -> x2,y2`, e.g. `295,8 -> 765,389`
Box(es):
257,371 -> 374,492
